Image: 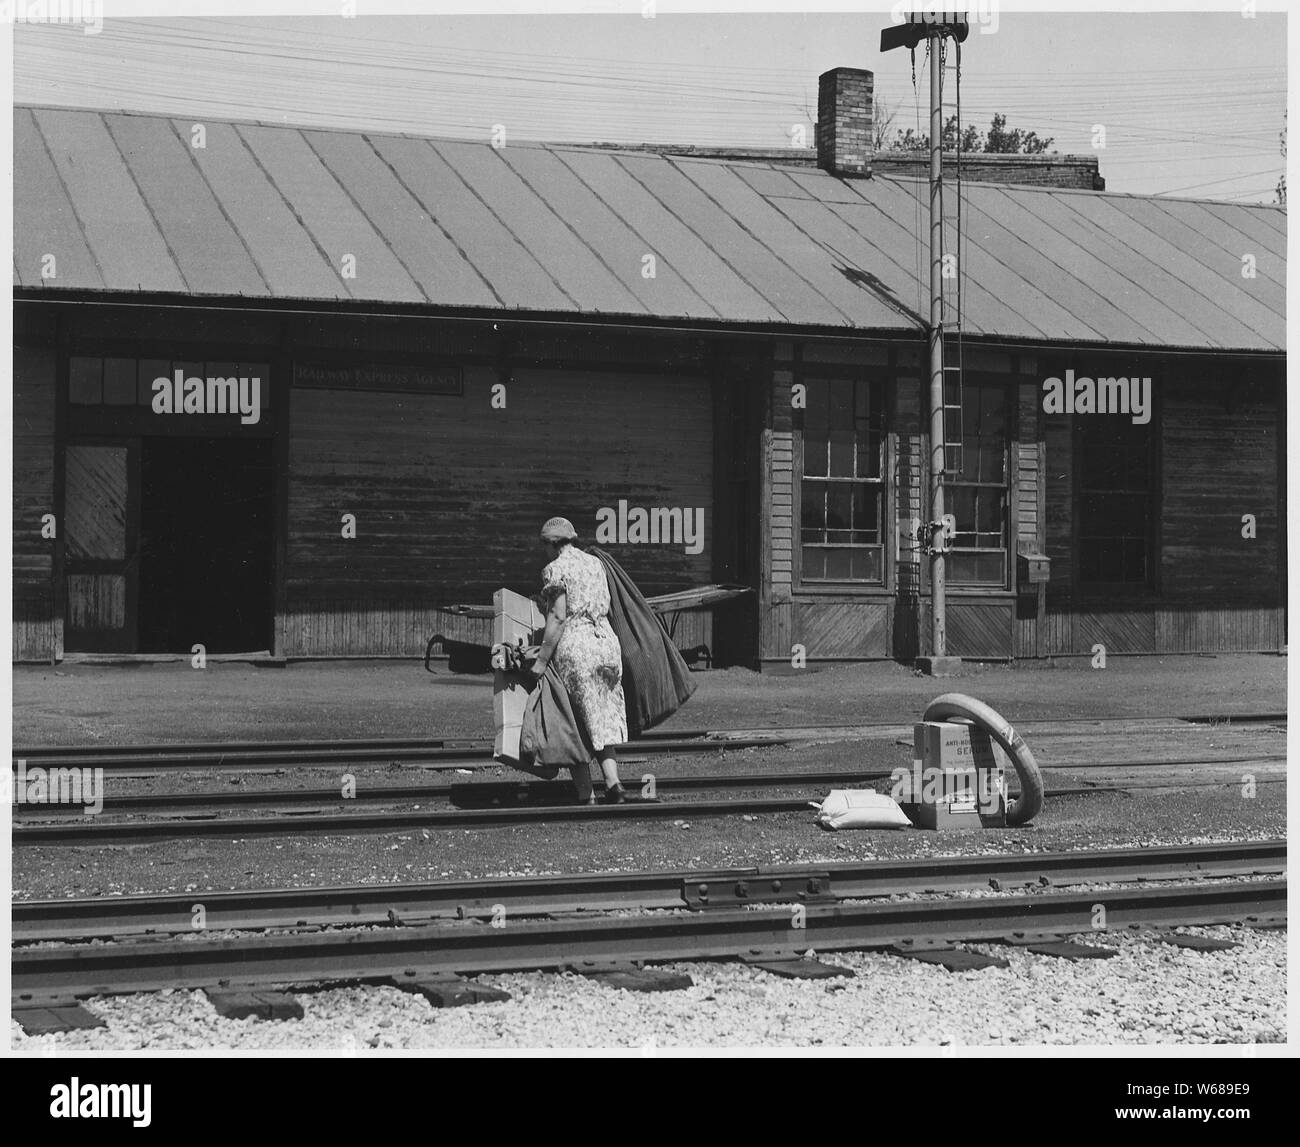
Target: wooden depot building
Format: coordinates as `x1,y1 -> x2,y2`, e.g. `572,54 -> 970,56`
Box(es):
11,69 -> 1286,667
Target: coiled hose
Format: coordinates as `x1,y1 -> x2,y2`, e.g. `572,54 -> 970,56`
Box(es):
922,693 -> 1045,826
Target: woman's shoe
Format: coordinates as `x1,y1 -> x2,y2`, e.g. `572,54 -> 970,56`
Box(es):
603,784 -> 626,805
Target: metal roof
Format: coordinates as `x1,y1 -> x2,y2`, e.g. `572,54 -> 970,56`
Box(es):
14,105 -> 1285,351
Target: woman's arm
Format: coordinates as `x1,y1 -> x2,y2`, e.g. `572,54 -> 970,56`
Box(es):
533,590 -> 567,675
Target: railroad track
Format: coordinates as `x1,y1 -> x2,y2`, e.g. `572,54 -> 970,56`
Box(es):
12,840 -> 1286,942
10,752 -> 1287,819
12,711 -> 1284,774
13,874 -> 1286,1004
15,764 -> 1284,842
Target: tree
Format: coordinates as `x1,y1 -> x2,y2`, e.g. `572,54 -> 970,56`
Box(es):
885,111 -> 1054,155
873,94 -> 899,152
1276,112 -> 1286,206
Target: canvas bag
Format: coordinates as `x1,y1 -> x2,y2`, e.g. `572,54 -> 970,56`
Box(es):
519,660 -> 592,769
588,545 -> 697,738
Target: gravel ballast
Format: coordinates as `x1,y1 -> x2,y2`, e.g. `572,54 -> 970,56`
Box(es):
10,925 -> 1285,1051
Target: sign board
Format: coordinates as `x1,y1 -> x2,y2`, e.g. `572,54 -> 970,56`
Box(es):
294,361 -> 463,395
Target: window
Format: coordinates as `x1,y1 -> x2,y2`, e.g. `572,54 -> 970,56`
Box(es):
947,381 -> 1009,586
799,375 -> 886,583
1077,416 -> 1155,585
68,356 -> 272,411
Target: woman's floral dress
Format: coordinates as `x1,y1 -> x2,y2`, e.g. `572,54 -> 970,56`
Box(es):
542,545 -> 628,752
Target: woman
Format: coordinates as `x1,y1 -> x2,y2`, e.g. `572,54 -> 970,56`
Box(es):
530,517 -> 628,803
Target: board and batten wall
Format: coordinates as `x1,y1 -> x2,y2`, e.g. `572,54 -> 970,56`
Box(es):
760,340 -> 1039,666
761,341 -> 921,666
1041,359 -> 1284,654
283,365 -> 714,657
12,343 -> 59,661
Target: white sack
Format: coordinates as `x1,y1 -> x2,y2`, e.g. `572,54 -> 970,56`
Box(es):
810,789 -> 911,831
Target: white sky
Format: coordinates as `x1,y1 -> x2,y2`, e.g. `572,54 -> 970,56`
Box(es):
7,4 -> 1291,201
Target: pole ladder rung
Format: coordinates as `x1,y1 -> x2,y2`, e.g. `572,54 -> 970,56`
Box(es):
940,361 -> 963,477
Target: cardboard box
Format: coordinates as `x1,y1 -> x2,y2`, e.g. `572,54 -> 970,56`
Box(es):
905,720 -> 1008,830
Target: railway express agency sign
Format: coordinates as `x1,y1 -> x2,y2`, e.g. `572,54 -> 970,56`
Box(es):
294,360 -> 463,396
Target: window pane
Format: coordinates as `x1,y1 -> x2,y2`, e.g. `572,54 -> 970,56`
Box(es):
977,490 -> 1002,533
805,380 -> 828,430
801,480 -> 826,535
823,548 -> 853,580
949,487 -> 977,532
851,547 -> 881,581
950,550 -> 1005,585
801,546 -> 826,580
804,436 -> 828,478
826,484 -> 852,532
828,431 -> 854,477
852,485 -> 879,538
856,430 -> 881,480
979,441 -> 1005,483
69,357 -> 102,404
828,379 -> 853,428
103,357 -> 137,405
139,359 -> 171,406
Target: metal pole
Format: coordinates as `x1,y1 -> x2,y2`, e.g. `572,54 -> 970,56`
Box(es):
928,30 -> 947,659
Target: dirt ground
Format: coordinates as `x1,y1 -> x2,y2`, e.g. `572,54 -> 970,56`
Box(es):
11,653 -> 1287,903
11,653 -> 1288,747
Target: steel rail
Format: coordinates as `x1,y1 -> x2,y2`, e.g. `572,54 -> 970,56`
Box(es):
13,711 -> 1284,770
12,796 -> 814,843
14,773 -> 1287,844
10,734 -> 790,773
6,785 -> 1211,845
11,841 -> 1286,943
12,755 -> 1287,821
12,879 -> 1286,1003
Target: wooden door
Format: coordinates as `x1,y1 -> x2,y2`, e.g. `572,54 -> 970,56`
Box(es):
63,442 -> 138,652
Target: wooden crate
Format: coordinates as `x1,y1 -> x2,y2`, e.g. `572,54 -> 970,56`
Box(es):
492,588 -> 545,763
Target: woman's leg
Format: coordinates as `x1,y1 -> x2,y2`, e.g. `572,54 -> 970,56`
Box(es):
569,760 -> 595,804
598,749 -> 625,801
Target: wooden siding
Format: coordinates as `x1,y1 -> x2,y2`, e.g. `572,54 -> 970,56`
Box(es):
945,599 -> 1015,658
1040,361 -> 1282,654
892,367 -> 923,659
284,365 -> 714,657
1014,371 -> 1046,658
1160,372 -> 1279,604
12,344 -> 57,661
67,573 -> 126,630
65,445 -> 127,560
792,600 -> 888,658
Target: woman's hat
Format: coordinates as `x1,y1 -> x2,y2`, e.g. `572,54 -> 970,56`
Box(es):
540,516 -> 578,542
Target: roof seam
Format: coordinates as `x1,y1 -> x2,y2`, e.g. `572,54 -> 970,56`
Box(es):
427,142 -> 583,311
231,123 -> 358,301
668,158 -> 860,327
298,130 -> 432,306
981,184 -> 1165,344
101,113 -> 194,295
839,176 -> 1052,339
26,109 -> 108,291
163,117 -> 275,296
547,149 -> 722,320
612,153 -> 794,322
1064,194 -> 1277,346
363,135 -> 507,309
495,149 -> 651,317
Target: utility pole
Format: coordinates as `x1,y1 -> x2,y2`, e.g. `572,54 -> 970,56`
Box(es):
927,24 -> 947,665
881,10 -> 968,675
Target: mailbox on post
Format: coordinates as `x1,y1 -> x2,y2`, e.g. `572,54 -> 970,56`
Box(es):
1017,551 -> 1051,586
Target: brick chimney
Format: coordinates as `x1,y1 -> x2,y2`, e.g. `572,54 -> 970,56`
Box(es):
816,67 -> 873,178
